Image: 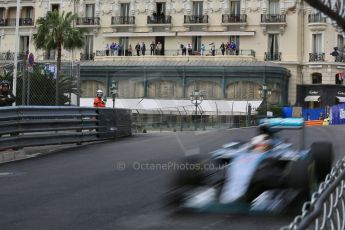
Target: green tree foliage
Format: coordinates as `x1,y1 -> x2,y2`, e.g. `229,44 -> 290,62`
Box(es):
32,10 -> 83,104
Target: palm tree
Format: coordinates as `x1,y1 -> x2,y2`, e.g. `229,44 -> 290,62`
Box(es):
33,10 -> 84,105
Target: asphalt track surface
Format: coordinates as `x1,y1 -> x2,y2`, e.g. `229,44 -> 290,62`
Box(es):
0,126 -> 343,230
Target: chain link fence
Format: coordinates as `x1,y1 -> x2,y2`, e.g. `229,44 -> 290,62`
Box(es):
281,157 -> 345,230
0,58 -> 80,106
131,107 -> 258,132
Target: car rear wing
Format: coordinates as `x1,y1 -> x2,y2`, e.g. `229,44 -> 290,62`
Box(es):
260,118 -> 305,150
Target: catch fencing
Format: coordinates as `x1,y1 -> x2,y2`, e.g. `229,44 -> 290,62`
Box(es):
281,157 -> 345,230
0,58 -> 80,106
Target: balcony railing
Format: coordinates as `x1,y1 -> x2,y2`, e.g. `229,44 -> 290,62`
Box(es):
76,17 -> 100,26
309,53 -> 325,62
0,52 -> 25,61
111,16 -> 135,25
147,15 -> 171,24
20,18 -> 33,26
308,14 -> 327,23
335,51 -> 345,62
80,53 -> 95,61
264,52 -> 282,61
0,18 -> 34,26
261,14 -> 286,23
93,48 -> 256,57
222,14 -> 247,23
184,15 -> 208,24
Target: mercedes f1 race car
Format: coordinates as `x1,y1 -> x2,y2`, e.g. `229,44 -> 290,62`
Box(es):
167,118 -> 333,214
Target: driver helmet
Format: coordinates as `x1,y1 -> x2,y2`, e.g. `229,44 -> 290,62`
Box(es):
1,80 -> 10,88
250,134 -> 272,152
96,89 -> 103,97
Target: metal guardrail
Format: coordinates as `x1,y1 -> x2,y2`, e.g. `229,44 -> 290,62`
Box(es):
0,106 -> 131,150
281,157 -> 345,230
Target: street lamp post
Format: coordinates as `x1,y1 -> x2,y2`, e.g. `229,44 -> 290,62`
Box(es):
258,84 -> 272,117
190,89 -> 204,130
110,80 -> 118,109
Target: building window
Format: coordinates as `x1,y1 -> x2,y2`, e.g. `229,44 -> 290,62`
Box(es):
269,0 -> 280,14
268,34 -> 279,54
119,37 -> 129,56
192,36 -> 201,53
227,81 -> 261,100
121,3 -> 130,17
86,4 -> 95,18
156,2 -> 166,15
230,1 -> 241,15
338,35 -> 344,51
23,7 -> 33,18
0,8 -> 4,18
336,73 -> 344,85
84,35 -> 94,60
51,4 -> 59,12
312,73 -> 322,84
20,36 -> 29,53
193,1 -> 203,15
312,34 -> 322,54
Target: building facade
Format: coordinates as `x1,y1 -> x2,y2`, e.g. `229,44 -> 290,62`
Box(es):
0,0 -> 344,107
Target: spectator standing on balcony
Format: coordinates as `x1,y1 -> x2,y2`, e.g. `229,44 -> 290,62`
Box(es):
110,42 -> 115,56
114,43 -> 118,56
220,42 -> 226,55
128,44 -> 133,56
187,44 -> 192,56
118,44 -> 123,56
180,44 -> 186,56
150,41 -> 156,55
105,43 -> 110,56
210,43 -> 215,56
141,42 -> 146,56
135,43 -> 141,56
201,44 -> 206,56
226,42 -> 231,55
230,41 -> 237,55
156,42 -> 162,55
0,80 -> 15,107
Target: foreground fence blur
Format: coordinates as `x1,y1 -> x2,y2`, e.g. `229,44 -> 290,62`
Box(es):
131,109 -> 258,132
0,106 -> 131,150
281,157 -> 345,230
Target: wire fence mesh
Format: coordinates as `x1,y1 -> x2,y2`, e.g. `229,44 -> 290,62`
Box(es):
0,58 -> 80,106
131,109 -> 258,132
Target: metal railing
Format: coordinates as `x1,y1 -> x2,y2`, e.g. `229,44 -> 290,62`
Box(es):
111,16 -> 135,25
76,17 -> 100,25
335,51 -> 345,62
309,53 -> 325,62
0,18 -> 34,26
264,52 -> 282,61
308,14 -> 327,23
222,14 -> 247,23
0,106 -> 131,151
80,53 -> 95,60
93,49 -> 255,57
281,157 -> 345,230
147,15 -> 171,24
184,15 -> 208,24
0,52 -> 25,61
261,14 -> 286,23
